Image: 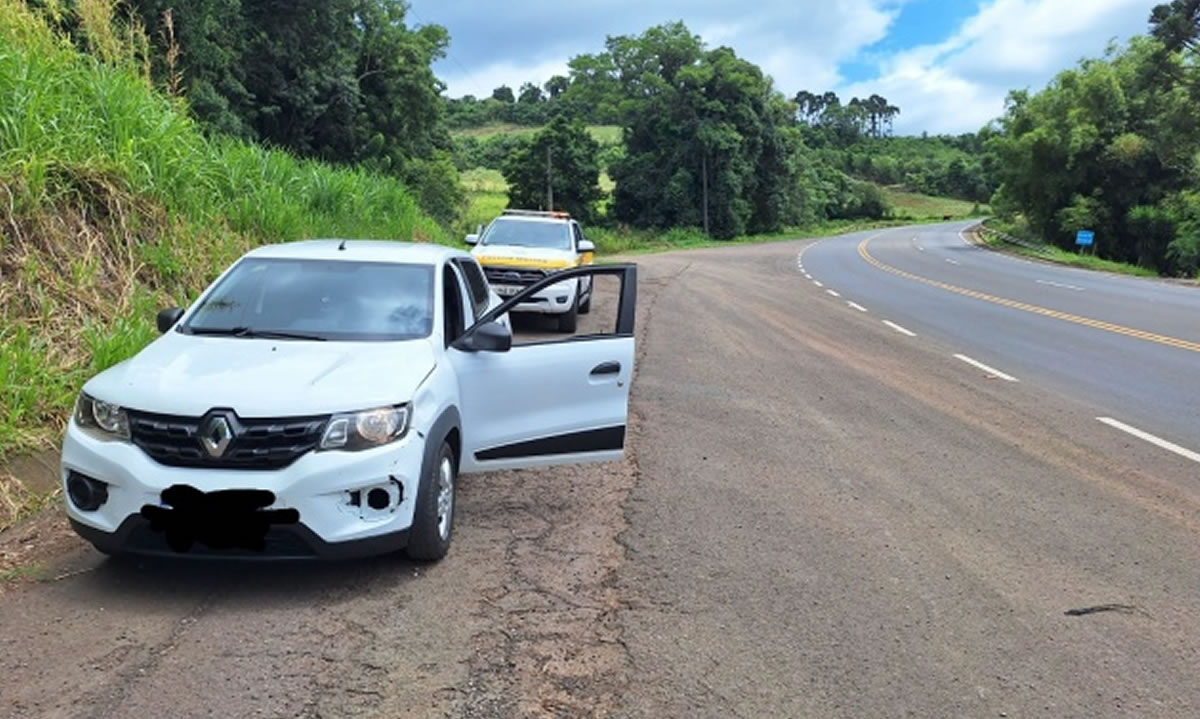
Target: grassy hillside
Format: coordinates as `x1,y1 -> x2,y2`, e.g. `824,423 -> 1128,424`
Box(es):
881,186 -> 987,220
453,123 -> 622,144
0,0 -> 445,515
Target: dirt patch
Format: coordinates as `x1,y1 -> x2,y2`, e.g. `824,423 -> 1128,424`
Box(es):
0,510 -> 90,597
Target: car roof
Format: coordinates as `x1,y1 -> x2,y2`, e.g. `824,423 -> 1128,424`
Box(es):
490,215 -> 572,225
244,239 -> 470,264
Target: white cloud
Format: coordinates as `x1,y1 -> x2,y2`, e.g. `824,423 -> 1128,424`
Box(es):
839,0 -> 1159,134
431,0 -> 905,99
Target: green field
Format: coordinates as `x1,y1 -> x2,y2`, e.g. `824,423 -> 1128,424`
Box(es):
882,186 -> 987,219
453,123 -> 621,144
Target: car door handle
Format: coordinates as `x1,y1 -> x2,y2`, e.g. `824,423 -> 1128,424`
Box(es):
590,361 -> 621,377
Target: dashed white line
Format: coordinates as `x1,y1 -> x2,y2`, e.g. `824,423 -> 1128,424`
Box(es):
1096,417 -> 1200,464
813,280 -> 824,287
945,258 -> 960,265
953,354 -> 1019,382
882,320 -> 916,337
1036,279 -> 1084,291
846,301 -> 868,312
803,273 -> 812,279
826,289 -> 841,297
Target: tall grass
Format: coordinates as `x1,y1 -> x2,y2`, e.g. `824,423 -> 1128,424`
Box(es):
0,0 -> 446,481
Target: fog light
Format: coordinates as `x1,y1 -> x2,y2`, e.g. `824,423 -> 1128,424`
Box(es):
67,471 -> 108,512
556,296 -> 568,304
367,487 -> 390,510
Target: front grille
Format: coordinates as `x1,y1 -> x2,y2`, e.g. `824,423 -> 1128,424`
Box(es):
483,266 -> 547,285
128,410 -> 329,470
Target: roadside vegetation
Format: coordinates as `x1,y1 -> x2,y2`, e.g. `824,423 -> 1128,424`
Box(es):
984,1 -> 1200,278
0,0 -> 445,527
978,220 -> 1159,278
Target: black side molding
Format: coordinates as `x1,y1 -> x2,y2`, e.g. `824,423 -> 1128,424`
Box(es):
475,425 -> 625,461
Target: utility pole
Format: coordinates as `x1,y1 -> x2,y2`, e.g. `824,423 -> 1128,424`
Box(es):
546,144 -> 553,211
701,151 -> 709,236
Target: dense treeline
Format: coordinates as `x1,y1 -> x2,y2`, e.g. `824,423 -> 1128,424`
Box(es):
986,0 -> 1200,275
451,24 -> 899,237
39,0 -> 464,224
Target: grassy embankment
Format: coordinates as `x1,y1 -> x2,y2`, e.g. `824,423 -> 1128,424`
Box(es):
978,218 -> 1159,278
0,0 -> 445,528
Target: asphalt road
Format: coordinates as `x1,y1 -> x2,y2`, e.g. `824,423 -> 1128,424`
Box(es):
3,223 -> 1200,718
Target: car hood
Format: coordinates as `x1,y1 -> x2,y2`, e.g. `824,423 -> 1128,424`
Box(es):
84,332 -> 437,417
473,245 -> 578,269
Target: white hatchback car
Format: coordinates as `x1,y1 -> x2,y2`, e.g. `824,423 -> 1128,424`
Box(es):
62,240 -> 637,561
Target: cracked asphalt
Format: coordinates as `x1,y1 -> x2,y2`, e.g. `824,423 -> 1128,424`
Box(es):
4,224 -> 1200,717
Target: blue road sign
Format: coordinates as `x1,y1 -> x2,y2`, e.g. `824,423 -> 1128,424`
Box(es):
1075,230 -> 1094,246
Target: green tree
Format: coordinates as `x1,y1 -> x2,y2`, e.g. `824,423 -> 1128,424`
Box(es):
984,29 -> 1200,273
491,85 -> 515,103
544,74 -> 569,98
501,115 -> 604,222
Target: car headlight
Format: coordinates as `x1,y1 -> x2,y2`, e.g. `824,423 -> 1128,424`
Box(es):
74,392 -> 130,440
319,404 -> 410,451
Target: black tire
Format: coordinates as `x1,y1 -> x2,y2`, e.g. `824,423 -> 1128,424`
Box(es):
558,297 -> 579,332
578,284 -> 592,315
406,440 -> 457,562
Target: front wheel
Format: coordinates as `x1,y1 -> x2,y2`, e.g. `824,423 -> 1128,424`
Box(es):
558,296 -> 579,332
578,284 -> 592,315
406,441 -> 456,561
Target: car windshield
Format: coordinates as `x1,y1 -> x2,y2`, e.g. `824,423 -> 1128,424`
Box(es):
180,258 -> 435,341
480,218 -> 572,249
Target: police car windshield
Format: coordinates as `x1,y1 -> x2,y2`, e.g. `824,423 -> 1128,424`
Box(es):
480,218 -> 572,250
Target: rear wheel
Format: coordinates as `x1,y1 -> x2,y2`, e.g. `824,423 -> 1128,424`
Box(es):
406,440 -> 456,561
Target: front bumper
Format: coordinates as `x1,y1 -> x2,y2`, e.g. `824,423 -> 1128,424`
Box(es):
62,419 -> 424,559
70,516 -> 408,560
492,276 -> 578,315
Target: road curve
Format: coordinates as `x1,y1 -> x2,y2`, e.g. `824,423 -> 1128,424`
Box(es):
802,223 -> 1200,449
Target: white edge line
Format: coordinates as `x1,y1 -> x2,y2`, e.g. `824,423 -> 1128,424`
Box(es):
945,258 -> 960,265
813,280 -> 824,287
1097,417 -> 1200,464
847,301 -> 868,312
826,289 -> 841,297
953,354 -> 1019,382
1036,279 -> 1084,291
882,320 -> 916,337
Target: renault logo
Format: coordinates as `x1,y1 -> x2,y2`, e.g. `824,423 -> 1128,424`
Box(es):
199,415 -> 234,458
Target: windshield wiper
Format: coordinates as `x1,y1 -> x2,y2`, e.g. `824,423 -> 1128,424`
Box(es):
187,326 -> 328,341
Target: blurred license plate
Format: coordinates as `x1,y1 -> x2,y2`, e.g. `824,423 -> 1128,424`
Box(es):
493,284 -> 520,296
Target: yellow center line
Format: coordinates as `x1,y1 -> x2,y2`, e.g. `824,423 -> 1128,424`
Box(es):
857,235 -> 1200,355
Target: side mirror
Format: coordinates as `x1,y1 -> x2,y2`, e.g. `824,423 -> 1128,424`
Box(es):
157,307 -> 184,334
578,239 -> 595,253
464,233 -> 479,245
454,320 -> 511,353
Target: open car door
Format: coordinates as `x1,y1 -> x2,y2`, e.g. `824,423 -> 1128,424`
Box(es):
448,264 -> 636,473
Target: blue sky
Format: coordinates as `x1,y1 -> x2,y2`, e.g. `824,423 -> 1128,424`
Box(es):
408,0 -> 1160,135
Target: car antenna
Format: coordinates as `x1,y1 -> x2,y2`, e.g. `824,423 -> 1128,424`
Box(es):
337,239 -> 347,251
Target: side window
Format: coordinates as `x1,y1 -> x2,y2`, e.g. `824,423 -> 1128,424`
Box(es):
572,223 -> 584,251
442,265 -> 468,346
455,258 -> 490,319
